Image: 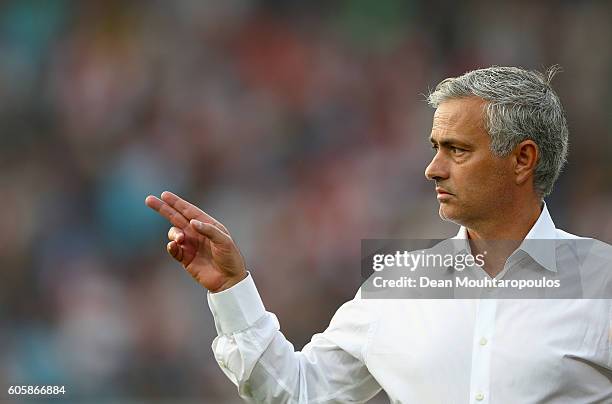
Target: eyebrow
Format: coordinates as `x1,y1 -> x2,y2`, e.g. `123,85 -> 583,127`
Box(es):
429,136 -> 473,149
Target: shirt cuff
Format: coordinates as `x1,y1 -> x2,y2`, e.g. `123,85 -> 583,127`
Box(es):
207,272 -> 266,335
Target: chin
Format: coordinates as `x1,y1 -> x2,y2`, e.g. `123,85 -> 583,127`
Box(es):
438,204 -> 464,225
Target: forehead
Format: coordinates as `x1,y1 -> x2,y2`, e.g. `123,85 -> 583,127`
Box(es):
431,97 -> 488,141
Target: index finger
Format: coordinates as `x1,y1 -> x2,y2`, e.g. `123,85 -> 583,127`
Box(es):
160,191 -> 223,227
145,195 -> 190,228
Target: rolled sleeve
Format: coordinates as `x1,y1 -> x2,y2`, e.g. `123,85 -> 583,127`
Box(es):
207,272 -> 266,335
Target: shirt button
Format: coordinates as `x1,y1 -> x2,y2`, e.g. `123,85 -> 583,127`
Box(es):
479,337 -> 488,346
475,392 -> 485,401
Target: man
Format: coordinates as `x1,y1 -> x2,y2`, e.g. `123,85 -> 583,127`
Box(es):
145,66 -> 611,402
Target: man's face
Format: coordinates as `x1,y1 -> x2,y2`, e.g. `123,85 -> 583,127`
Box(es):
425,97 -> 515,227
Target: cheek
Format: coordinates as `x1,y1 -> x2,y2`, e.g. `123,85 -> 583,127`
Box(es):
472,163 -> 514,200
452,165 -> 484,194
454,160 -> 510,200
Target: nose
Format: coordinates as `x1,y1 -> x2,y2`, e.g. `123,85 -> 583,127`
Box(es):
425,151 -> 449,181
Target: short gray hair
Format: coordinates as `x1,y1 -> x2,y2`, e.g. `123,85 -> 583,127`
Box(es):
427,66 -> 569,197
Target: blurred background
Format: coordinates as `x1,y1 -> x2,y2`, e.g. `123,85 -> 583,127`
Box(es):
1,0 -> 611,402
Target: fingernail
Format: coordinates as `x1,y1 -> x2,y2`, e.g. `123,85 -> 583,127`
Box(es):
191,219 -> 203,228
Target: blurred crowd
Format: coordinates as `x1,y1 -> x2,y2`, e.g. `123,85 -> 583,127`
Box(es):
1,0 -> 611,402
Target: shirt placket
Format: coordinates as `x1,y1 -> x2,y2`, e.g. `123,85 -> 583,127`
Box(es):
468,297 -> 497,403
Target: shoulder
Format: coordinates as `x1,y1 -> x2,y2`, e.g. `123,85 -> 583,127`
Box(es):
554,227 -> 612,257
554,228 -> 586,239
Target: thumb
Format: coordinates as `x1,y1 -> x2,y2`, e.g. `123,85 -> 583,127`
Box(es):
190,220 -> 230,245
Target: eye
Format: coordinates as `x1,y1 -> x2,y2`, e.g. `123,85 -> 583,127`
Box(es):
450,146 -> 465,154
431,144 -> 439,152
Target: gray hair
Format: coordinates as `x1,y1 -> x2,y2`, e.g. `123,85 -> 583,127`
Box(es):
427,66 -> 569,197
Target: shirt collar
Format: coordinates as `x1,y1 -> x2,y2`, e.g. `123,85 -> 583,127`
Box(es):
452,202 -> 558,273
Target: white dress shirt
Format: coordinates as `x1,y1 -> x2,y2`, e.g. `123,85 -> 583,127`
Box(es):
207,204 -> 612,403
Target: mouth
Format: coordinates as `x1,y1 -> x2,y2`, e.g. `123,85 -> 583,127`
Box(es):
435,187 -> 454,201
435,187 -> 453,195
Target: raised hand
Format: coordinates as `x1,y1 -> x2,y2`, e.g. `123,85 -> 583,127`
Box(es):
145,191 -> 247,292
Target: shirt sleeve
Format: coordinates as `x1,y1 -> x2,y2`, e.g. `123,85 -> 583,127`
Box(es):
207,273 -> 382,403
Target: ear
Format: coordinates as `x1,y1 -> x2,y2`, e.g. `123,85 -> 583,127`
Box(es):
513,140 -> 538,186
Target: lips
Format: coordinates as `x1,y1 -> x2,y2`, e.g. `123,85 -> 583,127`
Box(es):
435,187 -> 453,195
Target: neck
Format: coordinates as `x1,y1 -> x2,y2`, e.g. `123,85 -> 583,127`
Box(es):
466,197 -> 543,277
466,199 -> 542,241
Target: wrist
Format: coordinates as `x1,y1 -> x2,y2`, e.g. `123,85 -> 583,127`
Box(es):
211,271 -> 248,293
